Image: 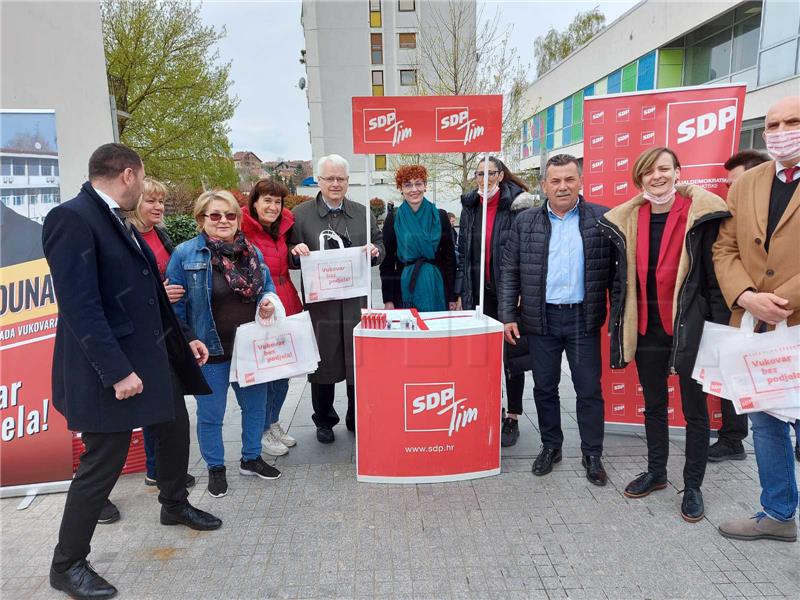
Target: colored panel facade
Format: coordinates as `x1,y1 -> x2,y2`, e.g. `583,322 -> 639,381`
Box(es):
637,51 -> 656,90
658,48 -> 684,88
562,96 -> 572,145
571,90 -> 584,141
607,70 -> 621,93
621,62 -> 638,92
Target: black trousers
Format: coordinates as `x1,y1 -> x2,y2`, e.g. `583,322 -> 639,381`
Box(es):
52,371 -> 190,571
717,397 -> 749,445
636,327 -> 709,489
311,382 -> 354,429
482,285 -> 526,415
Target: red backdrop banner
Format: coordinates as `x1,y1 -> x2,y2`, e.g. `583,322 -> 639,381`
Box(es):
352,95 -> 503,155
583,84 -> 746,428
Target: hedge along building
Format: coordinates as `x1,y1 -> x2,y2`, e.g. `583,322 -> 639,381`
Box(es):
518,0 -> 800,174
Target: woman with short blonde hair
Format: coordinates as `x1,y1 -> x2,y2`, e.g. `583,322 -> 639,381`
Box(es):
166,188 -> 284,497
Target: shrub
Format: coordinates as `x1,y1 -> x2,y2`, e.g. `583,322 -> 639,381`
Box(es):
369,197 -> 385,220
164,214 -> 198,246
284,194 -> 313,211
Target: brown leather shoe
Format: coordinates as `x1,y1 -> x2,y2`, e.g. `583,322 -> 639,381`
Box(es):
718,514 -> 797,542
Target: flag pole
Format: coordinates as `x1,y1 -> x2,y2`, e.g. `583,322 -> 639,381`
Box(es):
365,154 -> 372,311
477,152 -> 490,318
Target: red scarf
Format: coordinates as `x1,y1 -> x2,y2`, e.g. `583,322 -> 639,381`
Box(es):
636,193 -> 689,336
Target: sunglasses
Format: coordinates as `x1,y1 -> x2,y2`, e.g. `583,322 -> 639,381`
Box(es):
204,212 -> 238,222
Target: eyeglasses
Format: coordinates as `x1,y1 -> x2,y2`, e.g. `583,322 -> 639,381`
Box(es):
474,170 -> 499,179
401,181 -> 426,190
204,212 -> 238,222
319,176 -> 348,184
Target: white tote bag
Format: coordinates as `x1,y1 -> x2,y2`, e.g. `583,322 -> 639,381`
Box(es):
718,319 -> 800,414
231,311 -> 320,387
692,313 -> 758,398
299,230 -> 371,303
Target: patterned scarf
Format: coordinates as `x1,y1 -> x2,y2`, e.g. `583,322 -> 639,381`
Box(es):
204,230 -> 264,300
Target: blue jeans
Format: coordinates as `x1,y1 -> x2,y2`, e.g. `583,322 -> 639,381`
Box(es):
264,378 -> 290,431
528,304 -> 605,455
195,361 -> 267,468
749,412 -> 798,522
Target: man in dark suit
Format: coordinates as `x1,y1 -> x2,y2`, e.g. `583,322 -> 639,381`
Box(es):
43,143 -> 222,599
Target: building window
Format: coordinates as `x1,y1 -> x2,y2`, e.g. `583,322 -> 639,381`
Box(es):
369,0 -> 381,27
400,69 -> 417,86
371,33 -> 383,65
0,158 -> 10,176
399,32 -> 416,49
12,158 -> 25,176
398,0 -> 415,12
372,70 -> 384,96
375,155 -> 387,170
758,39 -> 798,85
675,3 -> 763,86
761,0 -> 799,48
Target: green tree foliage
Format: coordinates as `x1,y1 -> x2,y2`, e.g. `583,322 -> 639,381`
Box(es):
102,0 -> 239,189
163,214 -> 198,246
533,9 -> 606,78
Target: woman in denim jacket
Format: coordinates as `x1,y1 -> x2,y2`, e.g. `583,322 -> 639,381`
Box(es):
166,190 -> 284,498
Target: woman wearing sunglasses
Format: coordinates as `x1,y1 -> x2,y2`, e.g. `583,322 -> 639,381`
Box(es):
380,164 -> 457,312
166,190 -> 284,498
458,156 -> 537,447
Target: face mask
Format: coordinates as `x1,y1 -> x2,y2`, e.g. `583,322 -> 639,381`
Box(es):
764,129 -> 800,162
643,186 -> 676,205
477,185 -> 499,198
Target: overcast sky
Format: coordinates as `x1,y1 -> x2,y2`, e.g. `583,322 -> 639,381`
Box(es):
199,0 -> 638,162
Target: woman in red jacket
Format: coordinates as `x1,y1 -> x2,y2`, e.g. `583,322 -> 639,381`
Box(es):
242,179 -> 303,456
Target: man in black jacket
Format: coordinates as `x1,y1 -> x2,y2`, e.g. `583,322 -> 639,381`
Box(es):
43,144 -> 222,599
499,154 -> 613,486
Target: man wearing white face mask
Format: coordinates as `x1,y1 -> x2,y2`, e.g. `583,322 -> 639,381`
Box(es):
599,147 -> 730,523
714,96 -> 800,543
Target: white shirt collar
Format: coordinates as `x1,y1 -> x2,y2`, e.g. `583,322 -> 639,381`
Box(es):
93,185 -> 121,210
775,159 -> 800,179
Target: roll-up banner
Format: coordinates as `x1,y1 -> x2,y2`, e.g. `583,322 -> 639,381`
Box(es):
0,110 -> 74,496
582,83 -> 747,429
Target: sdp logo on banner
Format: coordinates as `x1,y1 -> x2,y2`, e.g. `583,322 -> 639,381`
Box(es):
436,107 -> 486,145
667,98 -> 739,167
364,108 -> 413,147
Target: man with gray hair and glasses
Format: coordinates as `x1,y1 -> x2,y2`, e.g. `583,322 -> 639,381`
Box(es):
289,154 -> 384,443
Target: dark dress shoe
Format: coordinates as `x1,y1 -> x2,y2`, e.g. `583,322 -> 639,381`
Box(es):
680,487 -> 705,522
96,500 -> 120,525
500,417 -> 520,447
345,419 -> 356,433
50,560 -> 117,599
160,504 -> 222,531
532,447 -> 562,476
581,455 -> 608,486
624,472 -> 668,498
707,440 -> 746,462
316,426 -> 335,443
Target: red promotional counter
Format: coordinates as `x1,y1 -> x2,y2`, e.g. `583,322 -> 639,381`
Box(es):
354,311 -> 503,483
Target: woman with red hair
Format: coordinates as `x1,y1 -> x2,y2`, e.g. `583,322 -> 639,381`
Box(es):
241,179 -> 303,457
380,164 -> 456,311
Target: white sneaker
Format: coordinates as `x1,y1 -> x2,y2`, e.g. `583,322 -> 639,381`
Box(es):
262,430 -> 289,456
271,422 -> 297,447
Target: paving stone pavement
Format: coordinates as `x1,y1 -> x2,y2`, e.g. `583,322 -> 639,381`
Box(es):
3,273 -> 799,599
2,368 -> 799,600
